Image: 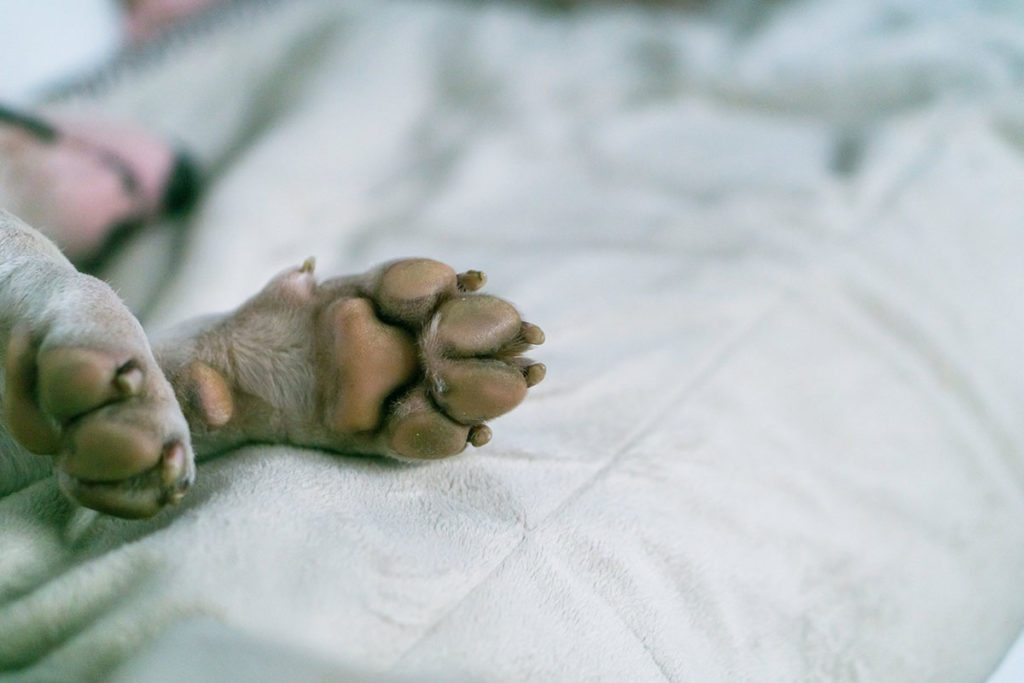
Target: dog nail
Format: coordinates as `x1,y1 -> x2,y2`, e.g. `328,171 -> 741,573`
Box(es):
115,362 -> 144,396
300,256 -> 316,274
160,441 -> 186,487
526,363 -> 546,387
167,471 -> 192,505
457,270 -> 487,291
468,424 -> 492,448
521,323 -> 545,345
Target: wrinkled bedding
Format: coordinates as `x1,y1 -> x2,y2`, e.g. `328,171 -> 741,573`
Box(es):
3,0 -> 1024,681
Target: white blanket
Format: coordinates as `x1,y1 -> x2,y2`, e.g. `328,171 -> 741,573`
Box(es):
2,0 -> 1024,681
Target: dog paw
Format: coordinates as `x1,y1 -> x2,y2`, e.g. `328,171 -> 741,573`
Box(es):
180,258 -> 544,460
345,259 -> 545,459
3,322 -> 194,519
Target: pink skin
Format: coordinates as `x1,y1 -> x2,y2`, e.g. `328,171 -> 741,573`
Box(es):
0,0 -> 227,264
0,115 -> 178,264
121,0 -> 229,44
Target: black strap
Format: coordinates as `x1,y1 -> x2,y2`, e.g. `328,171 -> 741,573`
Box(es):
0,103 -> 59,143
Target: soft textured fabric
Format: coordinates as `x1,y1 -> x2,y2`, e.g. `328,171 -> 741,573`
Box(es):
2,0 -> 1024,681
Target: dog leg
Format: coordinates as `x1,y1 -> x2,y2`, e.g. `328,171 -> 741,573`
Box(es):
0,211 -> 194,518
2,218 -> 543,516
154,258 -> 545,460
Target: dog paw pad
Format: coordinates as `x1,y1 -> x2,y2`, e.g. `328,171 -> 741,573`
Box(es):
372,258 -> 457,325
430,295 -> 524,357
326,298 -> 417,433
385,388 -> 470,460
429,359 -> 528,424
37,347 -> 140,420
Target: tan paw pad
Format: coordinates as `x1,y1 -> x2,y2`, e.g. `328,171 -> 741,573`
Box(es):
38,347 -> 138,420
430,359 -> 528,424
188,361 -> 235,428
385,388 -> 470,460
4,326 -> 61,454
327,298 -> 418,433
433,295 -> 524,356
374,259 -> 457,324
63,409 -> 165,481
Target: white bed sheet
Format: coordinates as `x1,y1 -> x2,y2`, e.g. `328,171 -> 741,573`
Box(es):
2,0 -> 1024,681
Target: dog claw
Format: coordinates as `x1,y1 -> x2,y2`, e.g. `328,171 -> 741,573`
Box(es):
160,441 -> 187,487
166,485 -> 189,506
457,270 -> 487,292
161,441 -> 193,505
115,362 -> 144,396
525,363 -> 546,387
521,322 -> 545,346
300,256 -> 316,274
468,424 -> 492,448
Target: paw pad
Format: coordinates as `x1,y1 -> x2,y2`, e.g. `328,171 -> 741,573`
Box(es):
428,359 -> 528,425
325,297 -> 418,433
385,387 -> 471,460
38,348 -> 139,420
372,259 -> 458,325
431,295 -> 524,357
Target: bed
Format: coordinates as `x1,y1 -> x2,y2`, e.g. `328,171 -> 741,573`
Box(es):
2,0 -> 1024,681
